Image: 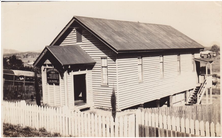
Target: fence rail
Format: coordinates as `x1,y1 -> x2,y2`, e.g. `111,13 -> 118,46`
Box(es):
2,100 -> 221,137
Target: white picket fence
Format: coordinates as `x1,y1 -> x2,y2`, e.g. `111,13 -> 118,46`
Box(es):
136,108 -> 221,137
2,101 -> 221,137
2,101 -> 135,137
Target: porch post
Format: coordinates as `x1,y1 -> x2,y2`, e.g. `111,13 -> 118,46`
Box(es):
210,87 -> 212,104
210,63 -> 213,104
206,88 -> 209,104
205,63 -> 208,77
64,71 -> 68,106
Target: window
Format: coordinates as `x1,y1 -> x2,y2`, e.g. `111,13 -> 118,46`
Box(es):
177,55 -> 181,74
101,57 -> 108,85
160,55 -> 164,78
76,29 -> 82,42
192,54 -> 195,72
138,57 -> 143,82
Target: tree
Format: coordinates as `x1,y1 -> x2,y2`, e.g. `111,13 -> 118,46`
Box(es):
34,68 -> 41,106
210,45 -> 220,55
111,88 -> 116,122
3,55 -> 24,69
3,57 -> 9,69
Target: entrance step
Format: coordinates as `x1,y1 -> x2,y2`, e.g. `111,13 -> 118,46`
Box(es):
77,104 -> 90,111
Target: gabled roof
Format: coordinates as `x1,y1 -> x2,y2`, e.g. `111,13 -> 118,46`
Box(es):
34,45 -> 95,67
51,16 -> 204,53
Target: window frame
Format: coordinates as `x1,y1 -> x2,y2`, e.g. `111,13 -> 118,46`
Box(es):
76,29 -> 82,43
101,57 -> 108,86
177,54 -> 181,74
192,54 -> 195,72
160,55 -> 164,78
138,57 -> 143,82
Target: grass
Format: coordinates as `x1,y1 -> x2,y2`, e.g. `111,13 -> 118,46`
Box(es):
3,123 -> 61,137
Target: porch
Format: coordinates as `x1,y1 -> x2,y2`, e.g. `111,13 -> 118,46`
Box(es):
34,45 -> 96,110
186,57 -> 214,105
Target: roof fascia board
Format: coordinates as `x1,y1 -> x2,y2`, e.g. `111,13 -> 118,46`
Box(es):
33,47 -> 48,67
117,48 -> 203,54
50,17 -> 75,46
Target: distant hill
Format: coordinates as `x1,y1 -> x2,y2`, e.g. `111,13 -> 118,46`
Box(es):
3,49 -> 20,54
3,50 -> 40,67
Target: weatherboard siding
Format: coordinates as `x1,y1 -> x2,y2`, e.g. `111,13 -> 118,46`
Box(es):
41,65 -> 66,107
60,28 -> 117,109
117,54 -> 197,110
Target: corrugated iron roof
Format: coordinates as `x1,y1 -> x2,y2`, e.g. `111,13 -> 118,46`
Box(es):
74,16 -> 204,52
194,58 -> 214,63
3,69 -> 34,77
47,45 -> 95,65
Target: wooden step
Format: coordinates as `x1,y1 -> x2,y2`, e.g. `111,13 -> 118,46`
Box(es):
77,104 -> 90,111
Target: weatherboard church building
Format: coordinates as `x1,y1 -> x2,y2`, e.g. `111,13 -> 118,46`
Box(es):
34,16 -> 213,111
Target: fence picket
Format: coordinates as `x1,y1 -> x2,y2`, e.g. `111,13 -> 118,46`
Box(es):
106,116 -> 110,137
216,122 -> 221,137
115,117 -> 119,137
211,122 -> 215,137
185,118 -> 190,137
120,116 -> 123,137
102,115 -> 105,137
200,120 -> 205,136
87,112 -> 91,137
195,120 -> 200,136
206,121 -> 210,136
98,114 -> 101,137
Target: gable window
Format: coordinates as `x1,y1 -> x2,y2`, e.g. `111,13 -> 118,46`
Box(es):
138,57 -> 143,82
177,55 -> 181,74
160,55 -> 164,78
192,54 -> 195,72
76,29 -> 82,42
101,57 -> 108,85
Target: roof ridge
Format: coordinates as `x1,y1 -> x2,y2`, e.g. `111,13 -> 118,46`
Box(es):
74,15 -> 171,27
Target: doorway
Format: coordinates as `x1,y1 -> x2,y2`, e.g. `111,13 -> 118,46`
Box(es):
195,61 -> 201,83
74,74 -> 86,105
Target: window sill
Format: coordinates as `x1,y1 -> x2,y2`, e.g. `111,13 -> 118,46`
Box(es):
101,84 -> 109,87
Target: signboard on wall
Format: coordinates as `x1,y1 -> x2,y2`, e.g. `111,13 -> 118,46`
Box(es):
47,68 -> 59,85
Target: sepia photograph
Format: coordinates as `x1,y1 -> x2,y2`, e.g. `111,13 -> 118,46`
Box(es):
1,1 -> 221,137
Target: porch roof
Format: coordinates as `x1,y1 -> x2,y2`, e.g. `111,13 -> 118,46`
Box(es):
194,57 -> 214,63
34,45 -> 96,67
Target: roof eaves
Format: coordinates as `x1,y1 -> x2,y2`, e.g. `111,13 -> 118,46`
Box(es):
33,47 -> 48,67
117,47 -> 204,54
63,62 -> 96,66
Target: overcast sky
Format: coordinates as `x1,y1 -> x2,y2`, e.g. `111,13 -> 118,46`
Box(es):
1,1 -> 221,52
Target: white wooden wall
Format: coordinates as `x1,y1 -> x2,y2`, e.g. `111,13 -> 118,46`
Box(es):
117,54 -> 197,110
59,28 -> 117,110
41,64 -> 93,109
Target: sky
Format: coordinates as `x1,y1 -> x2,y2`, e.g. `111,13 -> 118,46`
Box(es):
1,1 -> 221,52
